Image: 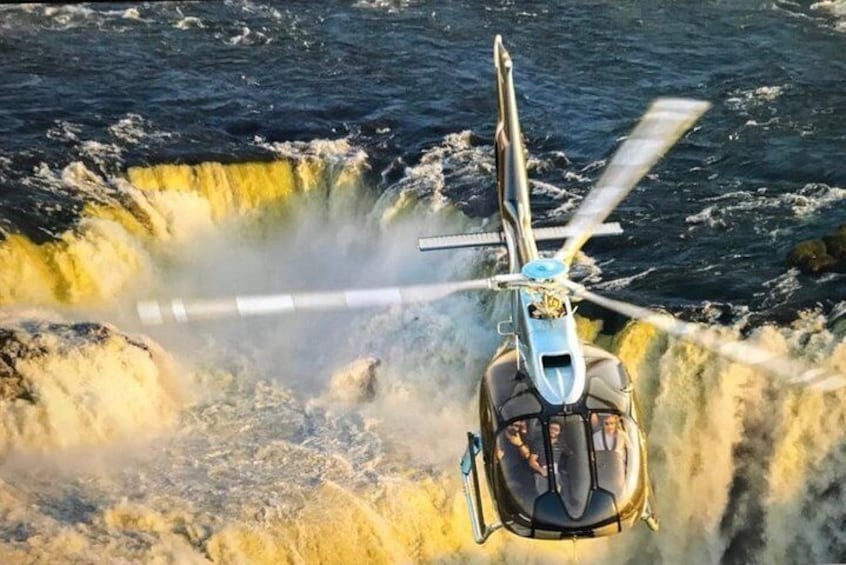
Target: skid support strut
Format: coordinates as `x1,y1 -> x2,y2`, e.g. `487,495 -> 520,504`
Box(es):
459,432 -> 502,543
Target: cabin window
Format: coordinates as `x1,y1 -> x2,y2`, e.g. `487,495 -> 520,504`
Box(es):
585,358 -> 631,413
499,388 -> 542,420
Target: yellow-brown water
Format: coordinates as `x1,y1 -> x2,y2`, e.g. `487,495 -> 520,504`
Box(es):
0,149 -> 844,564
0,140 -> 366,307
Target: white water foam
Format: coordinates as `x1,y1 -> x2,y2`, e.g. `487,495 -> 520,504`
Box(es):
812,0 -> 846,30
726,85 -> 786,113
175,16 -> 205,30
685,183 -> 846,236
594,266 -> 658,291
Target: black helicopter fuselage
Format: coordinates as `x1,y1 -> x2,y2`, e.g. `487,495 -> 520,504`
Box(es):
456,36 -> 657,544
479,344 -> 651,539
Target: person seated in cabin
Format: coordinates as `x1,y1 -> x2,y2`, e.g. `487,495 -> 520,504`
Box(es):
498,420 -> 531,459
592,414 -> 630,497
528,420 -> 564,493
592,415 -> 629,454
497,420 -> 535,508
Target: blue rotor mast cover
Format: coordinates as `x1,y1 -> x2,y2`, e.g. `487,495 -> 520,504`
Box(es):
521,258 -> 567,281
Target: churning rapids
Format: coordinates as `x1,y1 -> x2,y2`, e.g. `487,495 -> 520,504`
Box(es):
1,2 -> 845,564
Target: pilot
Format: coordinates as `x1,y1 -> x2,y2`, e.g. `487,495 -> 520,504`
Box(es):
592,415 -> 629,454
498,420 -> 531,461
528,421 -> 564,493
497,420 -> 535,509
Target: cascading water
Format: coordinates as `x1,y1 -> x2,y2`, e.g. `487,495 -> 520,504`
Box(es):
0,135 -> 843,563
2,2 -> 845,562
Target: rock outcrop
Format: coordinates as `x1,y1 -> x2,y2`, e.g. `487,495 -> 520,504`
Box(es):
327,357 -> 381,405
787,224 -> 846,274
0,316 -> 184,454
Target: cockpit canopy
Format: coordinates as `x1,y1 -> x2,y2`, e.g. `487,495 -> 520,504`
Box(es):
493,411 -> 642,535
483,344 -> 644,536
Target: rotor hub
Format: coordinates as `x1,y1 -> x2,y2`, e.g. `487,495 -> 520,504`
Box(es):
521,259 -> 567,282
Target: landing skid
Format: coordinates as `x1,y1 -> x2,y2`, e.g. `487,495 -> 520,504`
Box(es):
641,488 -> 660,532
644,513 -> 660,532
460,432 -> 502,544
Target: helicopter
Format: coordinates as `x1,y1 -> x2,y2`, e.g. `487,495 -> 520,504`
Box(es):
137,35 -> 846,544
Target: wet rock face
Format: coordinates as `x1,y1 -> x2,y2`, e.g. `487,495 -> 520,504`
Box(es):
0,324 -> 71,403
0,331 -> 27,402
822,226 -> 846,261
787,224 -> 846,274
0,322 -> 152,402
327,357 -> 380,405
0,354 -> 34,403
0,316 -> 182,454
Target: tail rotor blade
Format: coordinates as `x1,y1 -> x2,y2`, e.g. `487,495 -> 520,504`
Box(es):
560,280 -> 846,392
554,98 -> 710,265
137,278 -> 504,325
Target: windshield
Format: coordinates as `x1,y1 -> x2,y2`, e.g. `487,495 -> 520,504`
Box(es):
494,410 -> 643,529
494,414 -> 594,523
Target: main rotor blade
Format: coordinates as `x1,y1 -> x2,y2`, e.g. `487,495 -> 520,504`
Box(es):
137,277 -> 517,325
554,98 -> 710,265
560,280 -> 846,392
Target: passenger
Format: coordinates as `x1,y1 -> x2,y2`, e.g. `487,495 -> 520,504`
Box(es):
528,421 -> 564,493
593,414 -> 629,496
592,415 -> 629,454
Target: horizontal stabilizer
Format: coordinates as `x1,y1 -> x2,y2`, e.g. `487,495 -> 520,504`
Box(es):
419,222 -> 623,252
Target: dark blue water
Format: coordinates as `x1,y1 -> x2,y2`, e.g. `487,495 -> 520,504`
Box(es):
1,0 -> 845,317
